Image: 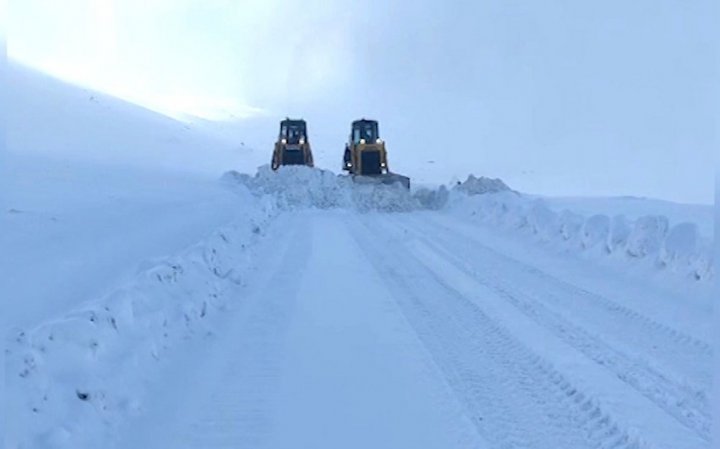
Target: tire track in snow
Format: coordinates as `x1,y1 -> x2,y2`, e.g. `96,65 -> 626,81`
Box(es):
123,215 -> 313,449
425,213 -> 713,366
263,211 -> 488,449
349,215 -> 644,449
385,214 -> 711,442
177,223 -> 311,449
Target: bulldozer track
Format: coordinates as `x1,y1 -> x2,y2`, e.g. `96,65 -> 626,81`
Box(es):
402,214 -> 712,380
424,215 -> 712,349
380,213 -> 711,442
349,215 -> 650,449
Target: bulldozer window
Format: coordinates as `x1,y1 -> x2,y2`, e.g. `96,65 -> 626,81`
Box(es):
353,123 -> 378,143
280,122 -> 306,144
287,126 -> 304,144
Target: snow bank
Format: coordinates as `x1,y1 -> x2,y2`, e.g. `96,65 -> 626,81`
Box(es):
446,189 -> 714,282
223,165 -> 421,212
5,185 -> 277,449
541,196 -> 714,239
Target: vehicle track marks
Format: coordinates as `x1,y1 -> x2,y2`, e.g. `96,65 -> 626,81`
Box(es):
349,215 -> 646,449
386,214 -> 711,441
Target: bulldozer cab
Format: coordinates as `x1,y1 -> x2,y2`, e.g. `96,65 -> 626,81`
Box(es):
272,118 -> 314,170
352,119 -> 379,144
280,119 -> 307,145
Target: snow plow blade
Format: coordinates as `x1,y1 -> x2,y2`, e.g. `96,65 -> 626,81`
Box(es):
352,173 -> 410,189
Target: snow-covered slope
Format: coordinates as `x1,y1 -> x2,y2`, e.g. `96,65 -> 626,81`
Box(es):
5,64 -> 251,174
1,64 -> 255,328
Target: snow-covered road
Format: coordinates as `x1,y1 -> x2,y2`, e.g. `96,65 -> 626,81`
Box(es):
115,209 -> 711,449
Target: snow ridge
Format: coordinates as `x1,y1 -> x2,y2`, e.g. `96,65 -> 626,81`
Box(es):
445,190 -> 714,282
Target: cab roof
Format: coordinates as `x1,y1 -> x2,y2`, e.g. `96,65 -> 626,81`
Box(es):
281,118 -> 306,125
352,118 -> 378,126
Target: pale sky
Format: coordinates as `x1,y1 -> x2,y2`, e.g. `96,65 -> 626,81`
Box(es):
7,0 -> 718,203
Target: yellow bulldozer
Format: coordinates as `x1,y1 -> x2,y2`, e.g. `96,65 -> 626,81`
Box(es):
271,118 -> 314,170
342,119 -> 410,188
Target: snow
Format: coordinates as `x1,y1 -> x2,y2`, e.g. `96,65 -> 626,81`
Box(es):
225,165 -> 420,212
1,64 -> 260,329
541,195 -> 714,238
444,189 -> 714,282
1,153 -> 253,329
6,64 -> 249,175
453,174 -> 512,196
402,234 -> 706,449
1,63 -> 278,448
6,188 -> 275,448
4,65 -> 714,449
115,211 -> 485,449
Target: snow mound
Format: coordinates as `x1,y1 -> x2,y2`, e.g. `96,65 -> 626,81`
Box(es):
446,192 -> 714,282
608,215 -> 632,253
581,214 -> 611,250
411,175 -> 512,210
222,165 -> 420,212
659,222 -> 713,280
454,175 -> 512,195
5,185 -> 276,449
626,216 -> 669,258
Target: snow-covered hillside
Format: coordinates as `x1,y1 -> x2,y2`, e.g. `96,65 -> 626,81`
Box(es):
3,67 -> 714,449
5,64 -> 254,174
1,64 -> 261,328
